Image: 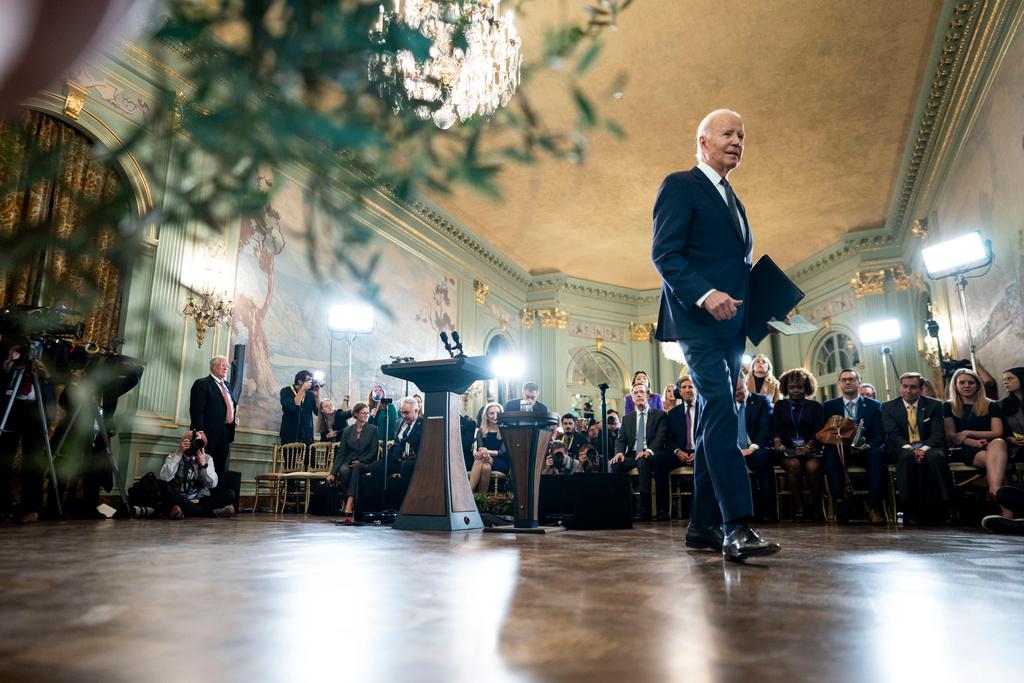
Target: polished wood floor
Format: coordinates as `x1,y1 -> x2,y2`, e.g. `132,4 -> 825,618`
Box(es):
0,516 -> 1021,682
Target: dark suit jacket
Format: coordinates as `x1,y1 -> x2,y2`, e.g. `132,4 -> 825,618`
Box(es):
881,396 -> 946,453
666,402 -> 695,453
189,376 -> 237,451
823,395 -> 884,449
615,408 -> 668,457
279,385 -> 318,444
390,416 -> 425,461
332,423 -> 379,476
741,394 -> 773,448
503,398 -> 550,414
652,167 -> 753,342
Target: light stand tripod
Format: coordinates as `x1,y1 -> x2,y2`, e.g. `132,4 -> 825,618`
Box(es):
598,382 -> 610,473
362,397 -> 397,524
880,345 -> 900,400
0,357 -> 62,518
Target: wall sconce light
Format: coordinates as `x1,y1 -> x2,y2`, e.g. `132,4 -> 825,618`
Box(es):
183,290 -> 233,348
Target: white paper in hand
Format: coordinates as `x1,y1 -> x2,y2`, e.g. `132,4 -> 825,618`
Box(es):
767,315 -> 817,336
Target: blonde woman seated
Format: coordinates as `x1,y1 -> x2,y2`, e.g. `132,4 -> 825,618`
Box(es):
747,353 -> 782,404
662,384 -> 679,412
326,402 -> 378,524
470,402 -> 510,493
944,368 -> 1012,519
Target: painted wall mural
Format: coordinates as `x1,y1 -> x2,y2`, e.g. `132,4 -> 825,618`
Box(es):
232,178 -> 457,433
931,26 -> 1024,374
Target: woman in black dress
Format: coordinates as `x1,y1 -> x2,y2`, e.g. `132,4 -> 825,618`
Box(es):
327,402 -> 379,523
470,402 -> 509,493
773,367 -> 826,522
999,367 -> 1024,462
944,368 -> 1011,518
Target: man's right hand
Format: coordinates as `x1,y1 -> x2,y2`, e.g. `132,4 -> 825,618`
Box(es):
326,473 -> 335,484
545,455 -> 554,467
610,453 -> 624,464
702,291 -> 743,321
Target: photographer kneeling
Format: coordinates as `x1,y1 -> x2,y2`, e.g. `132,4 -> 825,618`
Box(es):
159,431 -> 236,518
541,441 -> 577,476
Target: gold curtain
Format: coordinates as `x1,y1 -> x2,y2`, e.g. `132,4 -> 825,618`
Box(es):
0,109 -> 123,345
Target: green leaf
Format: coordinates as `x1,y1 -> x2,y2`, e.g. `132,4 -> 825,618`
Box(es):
575,41 -> 602,75
605,120 -> 626,139
573,88 -> 596,127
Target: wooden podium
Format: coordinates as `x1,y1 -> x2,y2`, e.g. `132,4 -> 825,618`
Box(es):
381,356 -> 491,532
487,410 -> 559,532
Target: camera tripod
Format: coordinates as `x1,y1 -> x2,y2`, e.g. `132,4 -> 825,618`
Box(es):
0,361 -> 62,518
51,382 -> 131,516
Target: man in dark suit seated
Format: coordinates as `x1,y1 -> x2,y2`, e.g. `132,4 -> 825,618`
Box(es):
609,384 -> 667,521
822,368 -> 886,524
659,377 -> 697,520
881,372 -> 950,524
504,381 -> 549,413
189,355 -> 238,479
388,397 -> 425,481
734,374 -> 776,522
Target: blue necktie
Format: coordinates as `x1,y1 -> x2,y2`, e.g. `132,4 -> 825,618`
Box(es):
736,402 -> 749,449
635,411 -> 646,454
845,401 -> 857,419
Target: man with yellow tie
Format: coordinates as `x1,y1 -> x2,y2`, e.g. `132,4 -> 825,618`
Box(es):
881,372 -> 950,524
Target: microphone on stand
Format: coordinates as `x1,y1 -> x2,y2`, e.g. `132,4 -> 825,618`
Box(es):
450,330 -> 465,357
440,331 -> 455,358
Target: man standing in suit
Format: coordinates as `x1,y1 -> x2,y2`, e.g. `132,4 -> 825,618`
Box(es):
610,384 -> 667,521
189,356 -> 237,479
504,382 -> 549,414
881,372 -> 950,524
735,375 -> 777,522
652,108 -> 779,560
822,368 -> 886,524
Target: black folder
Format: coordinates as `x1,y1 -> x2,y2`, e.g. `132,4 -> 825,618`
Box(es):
746,255 -> 805,345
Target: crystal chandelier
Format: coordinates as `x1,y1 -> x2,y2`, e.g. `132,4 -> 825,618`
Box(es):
369,0 -> 522,129
183,291 -> 233,348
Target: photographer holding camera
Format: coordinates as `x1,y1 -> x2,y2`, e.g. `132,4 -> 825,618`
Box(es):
159,431 -> 236,518
279,370 -> 320,446
541,441 -> 577,476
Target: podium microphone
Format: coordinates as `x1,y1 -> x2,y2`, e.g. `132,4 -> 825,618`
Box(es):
440,331 -> 455,358
450,330 -> 465,357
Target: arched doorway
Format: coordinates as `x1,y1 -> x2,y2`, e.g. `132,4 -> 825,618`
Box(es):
566,346 -> 627,416
809,328 -> 862,401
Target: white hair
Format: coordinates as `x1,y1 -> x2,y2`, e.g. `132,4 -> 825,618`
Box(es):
694,108 -> 742,162
398,396 -> 419,411
209,355 -> 228,370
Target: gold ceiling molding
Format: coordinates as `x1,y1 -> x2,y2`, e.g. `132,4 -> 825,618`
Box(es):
849,270 -> 888,298
537,308 -> 570,329
472,279 -> 490,305
528,275 -> 659,305
629,322 -> 655,342
891,265 -> 914,291
911,217 -> 929,241
63,81 -> 88,119
520,308 -> 536,329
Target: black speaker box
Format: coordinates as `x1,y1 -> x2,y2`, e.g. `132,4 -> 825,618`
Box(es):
539,473 -> 633,530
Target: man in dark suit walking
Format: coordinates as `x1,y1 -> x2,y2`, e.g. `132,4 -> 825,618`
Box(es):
652,108 -> 779,560
822,368 -> 886,524
610,384 -> 667,521
189,355 -> 237,479
504,382 -> 549,414
881,372 -> 950,523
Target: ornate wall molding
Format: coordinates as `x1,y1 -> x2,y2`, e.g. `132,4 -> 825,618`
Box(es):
537,308 -> 570,329
473,279 -> 490,305
629,322 -> 655,342
849,270 -> 888,298
567,320 -> 626,344
520,308 -> 536,329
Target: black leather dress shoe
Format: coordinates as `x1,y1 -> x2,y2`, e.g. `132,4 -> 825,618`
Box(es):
834,499 -> 849,524
722,525 -> 781,562
684,525 -> 724,551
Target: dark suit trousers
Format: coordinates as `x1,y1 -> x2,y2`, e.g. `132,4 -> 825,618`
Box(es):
823,445 -> 887,507
677,335 -> 754,528
611,456 -> 652,512
399,458 -> 417,481
206,438 -> 231,484
745,450 -> 777,517
893,447 -> 951,520
334,461 -> 367,499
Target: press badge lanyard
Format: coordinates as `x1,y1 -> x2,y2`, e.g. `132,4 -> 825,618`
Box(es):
789,402 -> 805,440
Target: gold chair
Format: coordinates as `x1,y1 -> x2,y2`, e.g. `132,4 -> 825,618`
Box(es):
252,444 -> 283,514
298,441 -> 337,513
276,442 -> 309,513
669,466 -> 694,519
490,470 -> 507,494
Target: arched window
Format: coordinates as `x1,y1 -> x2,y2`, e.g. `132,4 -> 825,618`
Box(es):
566,347 -> 627,413
812,330 -> 861,401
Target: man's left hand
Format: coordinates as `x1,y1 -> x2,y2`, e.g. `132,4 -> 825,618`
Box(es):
196,449 -> 207,466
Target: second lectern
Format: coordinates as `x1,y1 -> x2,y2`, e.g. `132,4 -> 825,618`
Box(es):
381,356 -> 492,531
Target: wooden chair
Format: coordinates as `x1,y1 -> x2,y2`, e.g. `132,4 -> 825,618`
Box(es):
297,441 -> 337,513
669,466 -> 693,519
490,470 -> 507,494
276,442 -> 309,513
252,444 -> 283,514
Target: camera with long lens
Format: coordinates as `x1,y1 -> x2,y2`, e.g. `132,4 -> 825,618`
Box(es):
183,430 -> 206,463
0,304 -> 85,341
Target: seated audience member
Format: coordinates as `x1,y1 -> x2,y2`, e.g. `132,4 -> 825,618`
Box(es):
541,441 -> 576,476
662,384 -> 679,412
318,397 -> 352,443
773,368 -> 826,522
559,413 -> 588,458
367,384 -> 399,441
921,378 -> 942,399
471,402 -> 509,492
735,374 -> 777,522
999,367 -> 1024,462
504,381 -> 549,413
412,393 -> 423,413
576,444 -> 603,473
944,368 -> 1012,519
610,383 -> 667,521
982,485 -> 1024,534
881,372 -> 950,524
746,353 -> 782,404
660,377 -> 697,519
859,383 -> 877,400
822,369 -> 886,524
327,402 -> 378,523
159,431 -> 236,518
623,370 -> 664,414
390,397 -> 425,481
591,410 -> 621,455
279,370 -> 319,446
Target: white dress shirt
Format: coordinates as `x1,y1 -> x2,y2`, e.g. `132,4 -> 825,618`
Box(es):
694,161 -> 749,307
